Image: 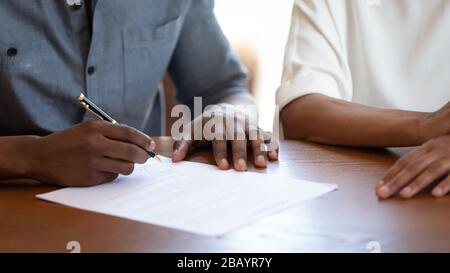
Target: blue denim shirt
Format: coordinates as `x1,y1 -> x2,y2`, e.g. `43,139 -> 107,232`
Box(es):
0,0 -> 247,136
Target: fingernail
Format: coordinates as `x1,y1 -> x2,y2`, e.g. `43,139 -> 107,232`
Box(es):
378,186 -> 390,198
150,140 -> 156,150
256,155 -> 265,165
238,158 -> 247,170
220,158 -> 229,169
433,188 -> 443,197
400,187 -> 411,198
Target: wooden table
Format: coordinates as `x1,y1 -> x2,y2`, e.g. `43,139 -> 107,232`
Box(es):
1,137 -> 449,253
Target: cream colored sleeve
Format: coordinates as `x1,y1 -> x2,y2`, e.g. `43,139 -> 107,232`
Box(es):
276,0 -> 353,110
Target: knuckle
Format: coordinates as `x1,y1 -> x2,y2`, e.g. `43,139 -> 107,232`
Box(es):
404,164 -> 419,174
234,150 -> 246,159
85,120 -> 101,131
252,138 -> 263,146
422,142 -> 432,151
390,178 -> 402,188
396,158 -> 409,168
85,135 -> 103,152
215,151 -> 228,160
253,144 -> 264,154
419,169 -> 435,183
385,168 -> 399,180
415,178 -> 429,188
213,112 -> 226,121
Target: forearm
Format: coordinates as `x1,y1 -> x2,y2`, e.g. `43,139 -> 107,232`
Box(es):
0,136 -> 38,180
281,94 -> 429,147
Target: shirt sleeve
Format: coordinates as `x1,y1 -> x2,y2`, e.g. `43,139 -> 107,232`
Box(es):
168,0 -> 248,111
276,0 -> 353,110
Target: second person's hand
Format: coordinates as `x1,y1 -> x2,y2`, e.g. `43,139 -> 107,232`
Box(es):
377,135 -> 450,199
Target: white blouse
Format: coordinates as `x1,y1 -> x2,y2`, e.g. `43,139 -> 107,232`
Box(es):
277,0 -> 450,112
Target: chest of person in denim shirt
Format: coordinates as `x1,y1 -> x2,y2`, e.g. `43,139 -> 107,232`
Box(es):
0,0 -> 247,136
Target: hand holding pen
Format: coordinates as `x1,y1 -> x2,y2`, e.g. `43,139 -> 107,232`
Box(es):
21,118 -> 158,187
5,92 -> 160,187
77,93 -> 160,161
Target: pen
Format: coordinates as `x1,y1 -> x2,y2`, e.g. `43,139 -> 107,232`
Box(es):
77,93 -> 161,161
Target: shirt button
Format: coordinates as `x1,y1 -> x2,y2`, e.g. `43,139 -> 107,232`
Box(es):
87,66 -> 95,75
71,4 -> 82,11
7,47 -> 18,57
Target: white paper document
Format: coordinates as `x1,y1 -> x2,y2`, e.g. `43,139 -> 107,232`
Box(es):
37,156 -> 337,236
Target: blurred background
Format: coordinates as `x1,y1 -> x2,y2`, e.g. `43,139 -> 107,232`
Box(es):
215,0 -> 294,130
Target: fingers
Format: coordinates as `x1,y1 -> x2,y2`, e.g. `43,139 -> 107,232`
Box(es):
212,140 -> 230,170
97,158 -> 136,176
99,122 -> 155,152
172,139 -> 193,162
377,148 -> 429,190
377,151 -> 440,199
398,159 -> 450,199
432,174 -> 450,198
251,138 -> 267,168
232,139 -> 247,171
262,130 -> 278,161
101,138 -> 149,164
249,128 -> 267,168
229,122 -> 247,171
378,155 -> 450,199
169,115 -> 278,171
232,140 -> 247,171
99,172 -> 120,184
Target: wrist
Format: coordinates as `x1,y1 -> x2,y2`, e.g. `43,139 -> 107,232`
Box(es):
414,113 -> 434,144
0,136 -> 42,179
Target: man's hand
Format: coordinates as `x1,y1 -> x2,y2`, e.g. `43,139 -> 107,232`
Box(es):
25,120 -> 155,187
377,135 -> 450,199
172,104 -> 278,171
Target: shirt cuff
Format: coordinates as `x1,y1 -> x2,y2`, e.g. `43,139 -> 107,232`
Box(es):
276,74 -> 343,110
